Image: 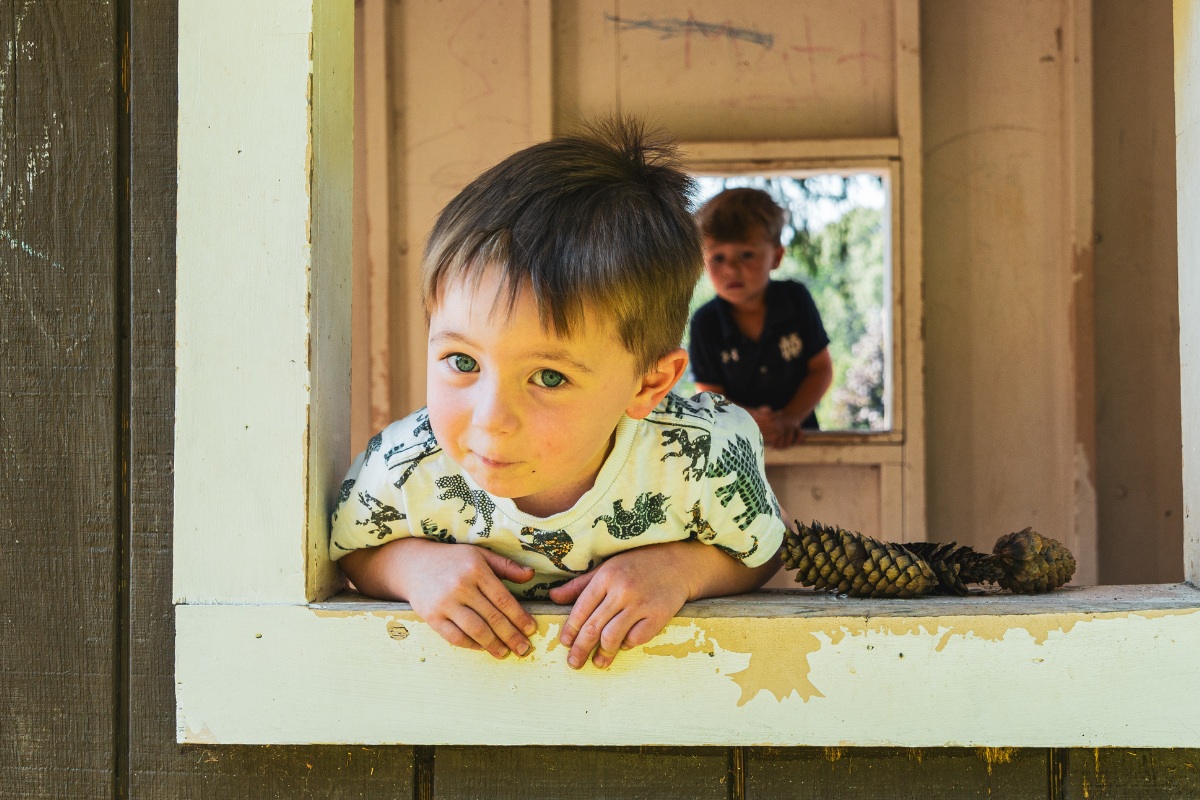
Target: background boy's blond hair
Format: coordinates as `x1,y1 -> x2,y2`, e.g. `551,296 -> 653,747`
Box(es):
695,187 -> 787,246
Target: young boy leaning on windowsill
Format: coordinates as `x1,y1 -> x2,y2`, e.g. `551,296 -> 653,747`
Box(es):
329,118 -> 788,671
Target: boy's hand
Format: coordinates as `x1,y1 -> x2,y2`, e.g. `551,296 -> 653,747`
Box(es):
548,543 -> 692,670
549,540 -> 782,669
748,405 -> 802,448
340,538 -> 538,659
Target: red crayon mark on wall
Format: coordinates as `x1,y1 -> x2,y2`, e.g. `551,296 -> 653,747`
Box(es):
790,15 -> 835,95
836,19 -> 884,87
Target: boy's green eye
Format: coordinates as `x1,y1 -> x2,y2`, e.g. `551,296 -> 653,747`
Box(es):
533,369 -> 566,388
448,354 -> 478,373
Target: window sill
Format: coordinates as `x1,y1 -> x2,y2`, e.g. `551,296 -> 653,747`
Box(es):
176,584 -> 1200,746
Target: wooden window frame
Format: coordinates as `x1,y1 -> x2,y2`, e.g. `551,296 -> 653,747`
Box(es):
173,0 -> 1200,746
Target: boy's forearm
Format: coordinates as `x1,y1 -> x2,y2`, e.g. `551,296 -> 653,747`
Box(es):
681,539 -> 781,601
338,538 -> 424,601
780,353 -> 834,425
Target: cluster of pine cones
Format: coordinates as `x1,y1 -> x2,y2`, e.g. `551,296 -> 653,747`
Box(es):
782,521 -> 1077,598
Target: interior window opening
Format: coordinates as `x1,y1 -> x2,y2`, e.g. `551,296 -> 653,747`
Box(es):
680,171 -> 893,434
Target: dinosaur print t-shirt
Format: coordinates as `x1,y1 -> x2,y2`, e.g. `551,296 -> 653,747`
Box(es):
329,391 -> 786,598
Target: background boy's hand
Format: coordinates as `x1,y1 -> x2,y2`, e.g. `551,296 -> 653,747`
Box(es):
747,405 -> 802,448
548,542 -> 691,670
340,538 -> 538,659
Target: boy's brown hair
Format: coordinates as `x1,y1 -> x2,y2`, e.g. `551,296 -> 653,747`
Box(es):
421,117 -> 702,373
694,187 -> 787,246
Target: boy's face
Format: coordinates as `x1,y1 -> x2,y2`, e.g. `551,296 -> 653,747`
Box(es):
426,267 -> 661,518
702,232 -> 784,312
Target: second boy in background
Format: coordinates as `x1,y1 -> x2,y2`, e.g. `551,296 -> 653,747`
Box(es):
689,188 -> 833,448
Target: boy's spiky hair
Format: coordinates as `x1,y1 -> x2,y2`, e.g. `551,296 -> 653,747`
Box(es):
695,187 -> 787,246
421,117 -> 702,372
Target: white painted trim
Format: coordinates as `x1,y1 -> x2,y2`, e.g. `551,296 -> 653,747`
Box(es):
681,138 -> 901,163
1176,0 -> 1200,584
177,588 -> 1200,746
175,1 -> 325,603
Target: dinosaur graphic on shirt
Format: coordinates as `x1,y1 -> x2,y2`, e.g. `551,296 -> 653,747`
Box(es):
435,474 -> 495,538
332,478 -> 356,522
419,517 -> 456,544
705,434 -> 774,530
682,501 -> 760,560
518,526 -> 593,574
659,391 -> 732,421
684,501 -> 718,542
591,492 -> 669,540
659,426 -> 711,480
354,490 -> 406,541
385,410 -> 442,489
363,432 -> 382,466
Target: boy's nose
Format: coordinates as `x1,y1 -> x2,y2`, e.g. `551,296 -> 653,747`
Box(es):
471,381 -> 519,434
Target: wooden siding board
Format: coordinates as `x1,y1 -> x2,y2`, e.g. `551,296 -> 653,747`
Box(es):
746,747 -> 1047,799
432,746 -> 730,799
123,2 -> 416,796
0,2 -> 119,797
1064,749 -> 1200,798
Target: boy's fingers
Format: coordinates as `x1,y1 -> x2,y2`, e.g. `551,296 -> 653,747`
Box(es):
427,617 -> 484,652
621,617 -> 660,650
478,580 -> 536,653
479,549 -> 536,584
450,604 -> 513,660
567,597 -> 619,670
592,611 -> 637,669
548,571 -> 593,606
559,578 -> 604,650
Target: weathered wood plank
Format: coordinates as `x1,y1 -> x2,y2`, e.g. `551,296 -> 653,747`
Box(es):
432,746 -> 730,799
123,2 -> 415,797
747,747 -> 1046,799
1064,748 -> 1200,798
0,2 -> 118,797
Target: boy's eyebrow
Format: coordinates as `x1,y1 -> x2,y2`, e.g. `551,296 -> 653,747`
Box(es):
429,332 -> 595,374
528,349 -> 594,375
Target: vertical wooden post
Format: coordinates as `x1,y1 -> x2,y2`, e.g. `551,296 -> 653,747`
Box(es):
894,0 -> 927,540
1067,0 -> 1099,584
355,0 -> 398,442
174,0 -> 353,603
1176,0 -> 1200,585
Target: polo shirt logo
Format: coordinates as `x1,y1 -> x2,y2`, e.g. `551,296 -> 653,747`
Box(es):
779,333 -> 803,362
721,348 -> 739,364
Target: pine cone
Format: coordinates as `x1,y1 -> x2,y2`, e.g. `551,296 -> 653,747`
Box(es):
902,541 -> 1003,595
785,521 -> 938,598
992,527 -> 1076,593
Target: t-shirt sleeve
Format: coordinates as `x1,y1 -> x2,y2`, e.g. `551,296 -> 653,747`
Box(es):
793,282 -> 831,359
695,405 -> 786,568
328,432 -> 412,561
687,305 -> 723,386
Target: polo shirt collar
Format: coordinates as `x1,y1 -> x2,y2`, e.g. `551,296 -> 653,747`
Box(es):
713,280 -> 784,341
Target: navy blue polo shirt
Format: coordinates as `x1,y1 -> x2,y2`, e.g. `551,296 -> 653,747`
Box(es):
688,280 -> 830,428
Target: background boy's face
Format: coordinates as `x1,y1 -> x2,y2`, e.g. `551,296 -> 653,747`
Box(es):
426,268 -> 647,517
702,231 -> 784,312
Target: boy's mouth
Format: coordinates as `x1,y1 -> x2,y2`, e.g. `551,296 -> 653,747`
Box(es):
475,453 -> 517,469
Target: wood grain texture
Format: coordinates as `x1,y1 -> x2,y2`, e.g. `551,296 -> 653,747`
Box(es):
0,2 -> 118,797
124,2 -> 416,796
1064,749 -> 1200,798
432,746 -> 730,799
747,746 -> 1047,799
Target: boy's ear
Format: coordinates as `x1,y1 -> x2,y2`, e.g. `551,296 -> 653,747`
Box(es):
626,348 -> 689,420
769,243 -> 785,271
